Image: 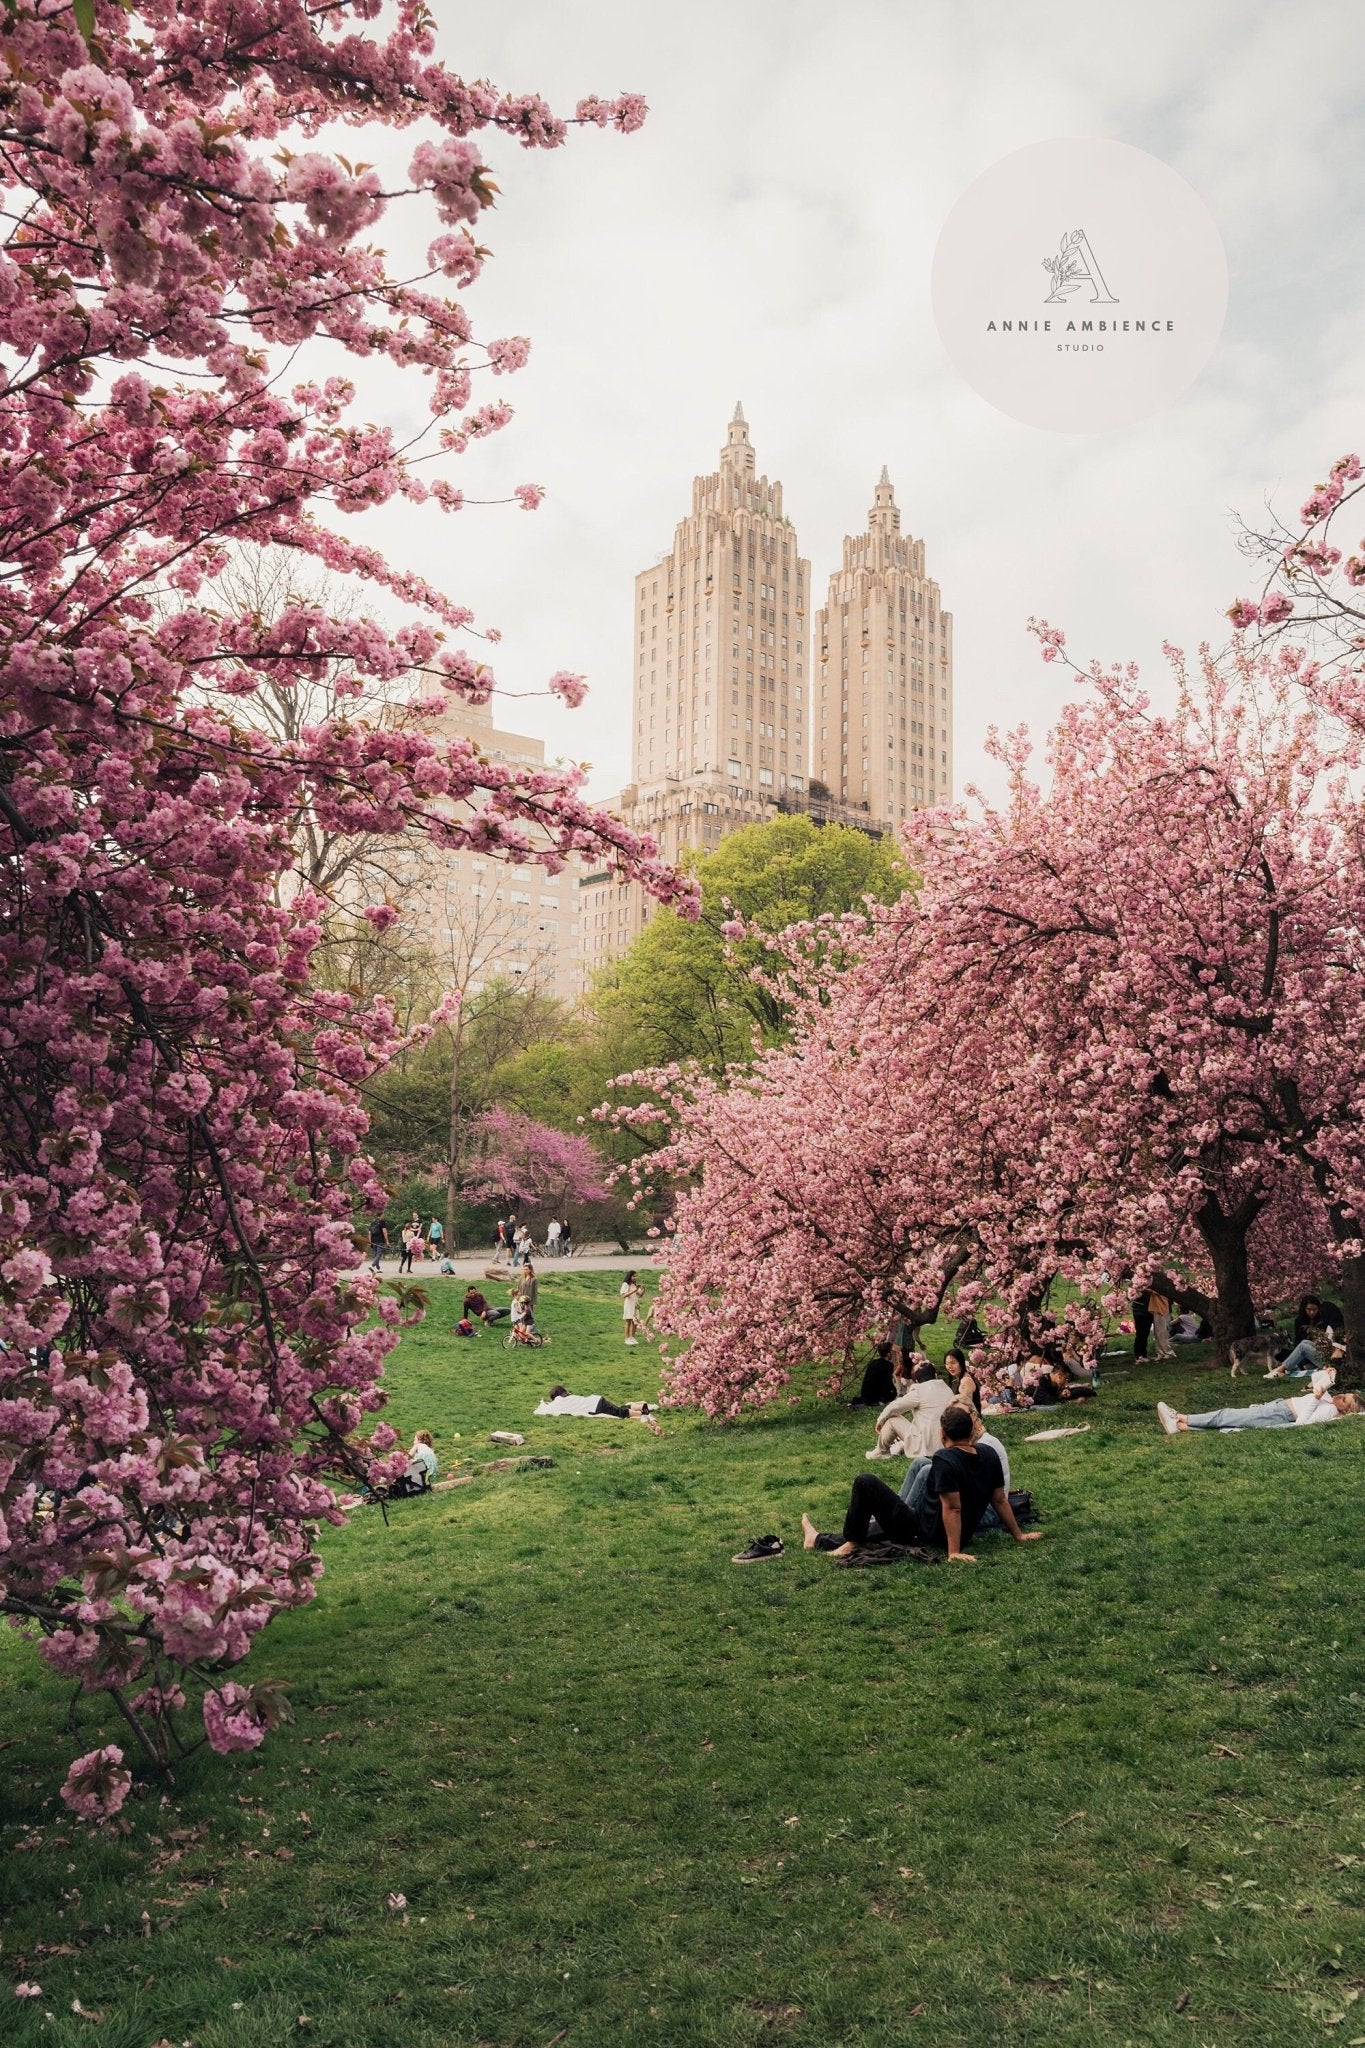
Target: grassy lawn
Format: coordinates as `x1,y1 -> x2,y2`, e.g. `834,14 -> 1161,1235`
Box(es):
3,1271 -> 1364,2047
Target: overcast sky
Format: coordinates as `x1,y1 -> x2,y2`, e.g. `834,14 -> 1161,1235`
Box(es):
352,0 -> 1365,807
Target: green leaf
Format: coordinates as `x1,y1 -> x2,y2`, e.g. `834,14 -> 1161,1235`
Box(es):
72,0 -> 96,43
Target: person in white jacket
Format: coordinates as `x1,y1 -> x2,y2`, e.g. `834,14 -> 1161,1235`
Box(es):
868,1357 -> 956,1460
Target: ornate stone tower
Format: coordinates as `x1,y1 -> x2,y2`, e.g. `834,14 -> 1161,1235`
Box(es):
812,469 -> 954,827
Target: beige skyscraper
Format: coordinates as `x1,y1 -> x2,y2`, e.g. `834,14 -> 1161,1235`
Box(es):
631,403 -> 811,804
581,407 -> 813,974
813,469 -> 954,825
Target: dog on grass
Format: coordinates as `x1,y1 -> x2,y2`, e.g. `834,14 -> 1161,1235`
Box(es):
1228,1334 -> 1279,1379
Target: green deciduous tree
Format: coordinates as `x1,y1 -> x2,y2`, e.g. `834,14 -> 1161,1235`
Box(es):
596,814 -> 911,1070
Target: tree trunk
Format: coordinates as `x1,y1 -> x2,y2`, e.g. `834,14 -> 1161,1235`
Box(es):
1335,1251 -> 1365,1391
445,1016 -> 464,1255
1192,1194 -> 1259,1366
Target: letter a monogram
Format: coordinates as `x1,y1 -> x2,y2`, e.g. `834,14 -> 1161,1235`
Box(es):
1041,228 -> 1118,305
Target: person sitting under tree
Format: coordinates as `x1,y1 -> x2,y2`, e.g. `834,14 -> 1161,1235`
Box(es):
847,1339 -> 898,1410
1273,1294 -> 1346,1377
802,1403 -> 1044,1564
867,1354 -> 954,1459
1030,1360 -> 1096,1407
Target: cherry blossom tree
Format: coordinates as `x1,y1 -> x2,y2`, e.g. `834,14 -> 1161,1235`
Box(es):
0,1 -> 692,1803
621,637 -> 1365,1413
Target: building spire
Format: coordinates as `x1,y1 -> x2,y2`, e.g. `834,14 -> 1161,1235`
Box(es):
869,464 -> 900,535
721,400 -> 754,476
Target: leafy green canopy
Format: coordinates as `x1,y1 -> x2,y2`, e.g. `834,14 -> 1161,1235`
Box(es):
596,814 -> 912,1070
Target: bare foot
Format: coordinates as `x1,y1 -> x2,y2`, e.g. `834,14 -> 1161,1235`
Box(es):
831,1541 -> 856,1558
801,1512 -> 820,1551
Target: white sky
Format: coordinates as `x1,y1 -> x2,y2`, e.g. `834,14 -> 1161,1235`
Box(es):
349,0 -> 1365,806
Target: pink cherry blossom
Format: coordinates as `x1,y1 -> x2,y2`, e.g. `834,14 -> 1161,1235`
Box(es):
548,670 -> 589,708
0,1 -> 681,1802
61,1745 -> 132,1820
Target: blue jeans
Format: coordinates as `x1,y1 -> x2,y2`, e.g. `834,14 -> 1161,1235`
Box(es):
898,1456 -> 932,1515
1280,1339 -> 1323,1375
1187,1399 -> 1295,1431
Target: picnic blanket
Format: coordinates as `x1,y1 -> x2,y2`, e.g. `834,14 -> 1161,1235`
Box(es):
834,1540 -> 940,1568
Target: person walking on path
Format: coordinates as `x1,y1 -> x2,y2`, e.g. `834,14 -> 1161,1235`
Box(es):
426,1214 -> 444,1259
621,1271 -> 641,1346
367,1216 -> 389,1271
546,1217 -> 562,1258
560,1218 -> 573,1258
398,1215 -> 421,1274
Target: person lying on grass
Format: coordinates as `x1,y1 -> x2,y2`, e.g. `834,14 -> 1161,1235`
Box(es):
534,1385 -> 663,1433
1031,1360 -> 1096,1407
802,1402 -> 1043,1564
1157,1389 -> 1360,1434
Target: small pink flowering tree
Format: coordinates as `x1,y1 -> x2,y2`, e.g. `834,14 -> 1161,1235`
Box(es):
462,1106 -> 610,1223
0,2 -> 691,1793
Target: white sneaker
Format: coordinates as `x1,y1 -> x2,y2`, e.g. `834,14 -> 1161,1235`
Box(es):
865,1446 -> 892,1459
624,1337 -> 638,1347
1156,1401 -> 1180,1435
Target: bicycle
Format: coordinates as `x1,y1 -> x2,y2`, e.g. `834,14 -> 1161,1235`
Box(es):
503,1324 -> 550,1349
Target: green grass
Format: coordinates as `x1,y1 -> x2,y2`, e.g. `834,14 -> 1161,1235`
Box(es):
3,1273 -> 1364,2046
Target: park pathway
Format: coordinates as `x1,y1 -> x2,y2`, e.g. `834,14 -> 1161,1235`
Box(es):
358,1244 -> 661,1282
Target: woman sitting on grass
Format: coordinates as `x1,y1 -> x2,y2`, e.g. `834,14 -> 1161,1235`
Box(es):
942,1347 -> 982,1414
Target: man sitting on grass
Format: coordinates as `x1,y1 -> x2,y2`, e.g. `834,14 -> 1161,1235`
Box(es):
1157,1388 -> 1360,1433
802,1402 -> 1043,1564
462,1284 -> 509,1326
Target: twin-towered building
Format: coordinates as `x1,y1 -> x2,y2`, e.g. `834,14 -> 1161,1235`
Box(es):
392,407 -> 953,996
579,406 -> 954,975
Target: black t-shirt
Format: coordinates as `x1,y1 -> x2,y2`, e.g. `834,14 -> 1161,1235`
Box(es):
369,1219 -> 387,1245
918,1442 -> 1004,1549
